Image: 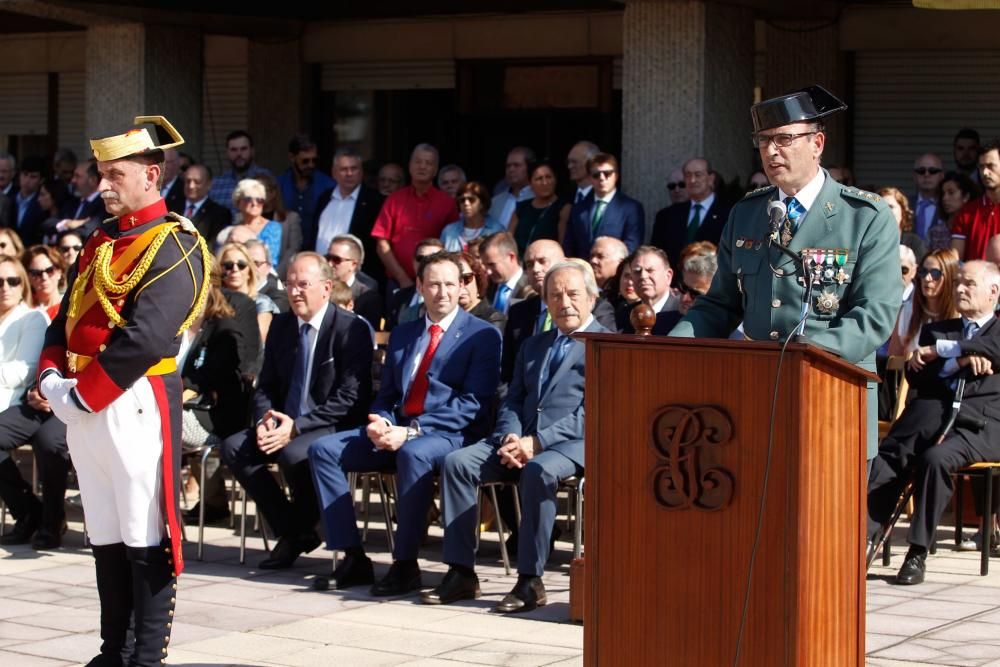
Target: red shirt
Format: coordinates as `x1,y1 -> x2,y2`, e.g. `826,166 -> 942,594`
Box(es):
371,185 -> 458,279
951,195 -> 1000,261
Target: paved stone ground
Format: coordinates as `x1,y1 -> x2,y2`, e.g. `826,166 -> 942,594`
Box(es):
1,492 -> 1000,666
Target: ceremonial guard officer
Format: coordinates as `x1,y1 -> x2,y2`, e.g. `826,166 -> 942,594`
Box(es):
37,116 -> 209,667
671,86 -> 901,461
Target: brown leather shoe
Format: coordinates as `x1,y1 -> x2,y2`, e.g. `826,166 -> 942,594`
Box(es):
494,575 -> 547,613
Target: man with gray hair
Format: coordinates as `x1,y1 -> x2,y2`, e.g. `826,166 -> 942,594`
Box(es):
912,153 -> 945,240
566,141 -> 600,205
490,146 -> 536,227
327,233 -> 383,327
372,143 -> 458,288
437,164 -> 467,198
425,259 -> 609,612
868,260 -> 1000,584
588,236 -> 628,292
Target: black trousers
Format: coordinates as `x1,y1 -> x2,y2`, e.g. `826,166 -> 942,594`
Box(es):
220,426 -> 336,540
0,403 -> 69,529
867,397 -> 1000,549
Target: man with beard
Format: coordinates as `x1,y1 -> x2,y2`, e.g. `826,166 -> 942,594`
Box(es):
209,129 -> 272,217
952,140 -> 1000,262
278,134 -> 334,226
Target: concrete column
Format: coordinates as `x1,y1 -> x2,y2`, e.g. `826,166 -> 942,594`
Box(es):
622,0 -> 754,235
85,23 -> 202,155
764,21 -> 845,166
248,39 -> 304,173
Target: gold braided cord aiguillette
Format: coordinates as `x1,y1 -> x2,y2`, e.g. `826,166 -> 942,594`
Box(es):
93,226 -> 175,328
174,235 -> 212,336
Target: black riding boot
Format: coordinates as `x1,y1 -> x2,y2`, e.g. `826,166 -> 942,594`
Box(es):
0,456 -> 41,545
126,543 -> 178,667
85,543 -> 133,667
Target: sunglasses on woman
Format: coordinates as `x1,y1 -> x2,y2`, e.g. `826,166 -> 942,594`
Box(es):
0,276 -> 22,288
240,197 -> 266,206
59,244 -> 83,253
460,272 -> 476,286
221,260 -> 249,272
28,265 -> 57,279
457,196 -> 478,204
677,281 -> 706,298
917,267 -> 943,280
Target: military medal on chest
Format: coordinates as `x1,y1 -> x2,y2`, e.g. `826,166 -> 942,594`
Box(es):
798,247 -> 851,315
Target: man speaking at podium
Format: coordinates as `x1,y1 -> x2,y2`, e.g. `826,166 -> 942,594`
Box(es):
670,85 -> 901,462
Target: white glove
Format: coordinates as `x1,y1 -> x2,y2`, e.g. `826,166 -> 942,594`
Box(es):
41,376 -> 86,425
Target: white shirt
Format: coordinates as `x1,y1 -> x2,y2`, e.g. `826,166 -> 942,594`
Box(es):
687,192 -> 716,226
160,176 -> 178,199
594,189 -> 617,206
295,302 -> 330,417
0,303 -> 47,410
490,186 -> 535,228
936,313 -> 994,376
555,314 -> 595,340
778,169 -> 826,218
315,185 -> 360,253
404,306 -> 461,395
651,291 -> 673,314
495,267 -> 524,314
184,196 -> 208,218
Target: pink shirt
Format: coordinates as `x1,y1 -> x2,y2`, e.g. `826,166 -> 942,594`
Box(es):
371,185 -> 458,279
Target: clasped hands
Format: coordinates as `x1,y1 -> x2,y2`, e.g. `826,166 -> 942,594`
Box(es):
908,345 -> 993,376
497,433 -> 541,469
365,414 -> 408,451
256,409 -> 298,454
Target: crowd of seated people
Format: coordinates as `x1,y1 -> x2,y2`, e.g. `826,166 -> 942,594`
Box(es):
5,127 -> 1000,602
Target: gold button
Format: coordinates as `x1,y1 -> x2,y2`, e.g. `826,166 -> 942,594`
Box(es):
169,598 -> 175,604
99,344 -> 106,352
107,320 -> 114,328
769,331 -> 779,340
164,547 -> 170,553
161,648 -> 167,654
117,300 -> 124,307
168,610 -> 174,617
166,622 -> 172,628
771,299 -> 780,308
171,572 -> 178,577
164,636 -> 170,641
171,583 -> 177,590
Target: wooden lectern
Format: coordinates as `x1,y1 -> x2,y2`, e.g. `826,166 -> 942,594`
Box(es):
577,334 -> 874,666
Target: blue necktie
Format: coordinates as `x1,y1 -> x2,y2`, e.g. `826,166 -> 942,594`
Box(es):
540,335 -> 572,394
494,284 -> 512,313
916,199 -> 931,239
965,320 -> 980,341
782,196 -> 806,244
284,323 -> 312,418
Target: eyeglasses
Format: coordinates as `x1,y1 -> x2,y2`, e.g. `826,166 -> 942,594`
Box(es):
917,266 -> 943,280
460,272 -> 476,286
59,244 -> 82,253
287,280 -> 320,292
667,181 -> 686,191
677,281 -> 706,298
751,131 -> 818,149
253,259 -> 269,268
456,196 -> 478,204
913,167 -> 943,176
0,276 -> 22,288
325,254 -> 353,265
221,260 -> 248,272
591,169 -> 616,180
28,266 -> 57,279
240,197 -> 266,206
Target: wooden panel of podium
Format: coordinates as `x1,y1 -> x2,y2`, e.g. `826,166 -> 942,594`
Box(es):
577,334 -> 873,666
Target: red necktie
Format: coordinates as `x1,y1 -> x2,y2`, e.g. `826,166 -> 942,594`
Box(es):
185,204 -> 195,218
403,324 -> 444,417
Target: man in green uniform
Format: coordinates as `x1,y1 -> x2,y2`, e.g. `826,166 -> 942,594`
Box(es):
670,85 -> 901,461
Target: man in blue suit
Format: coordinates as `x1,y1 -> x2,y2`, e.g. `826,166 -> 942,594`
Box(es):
309,251 -> 502,595
422,259 -> 608,613
562,152 -> 644,259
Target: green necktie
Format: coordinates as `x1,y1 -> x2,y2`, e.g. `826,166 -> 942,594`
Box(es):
687,203 -> 703,242
591,200 -> 607,234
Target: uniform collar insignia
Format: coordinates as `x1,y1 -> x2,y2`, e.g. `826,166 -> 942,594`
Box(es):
118,199 -> 168,231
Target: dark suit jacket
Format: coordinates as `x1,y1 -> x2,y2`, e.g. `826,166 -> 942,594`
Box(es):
15,194 -> 48,246
372,307 -> 501,443
41,194 -> 108,242
502,295 -> 616,383
188,199 -> 232,243
486,271 -> 536,313
254,304 -> 373,434
308,184 -> 386,287
620,297 -> 680,334
350,271 -> 384,329
164,177 -> 185,214
386,285 -> 421,331
0,190 -> 12,228
495,318 -> 610,467
650,197 -> 731,268
259,273 -> 289,314
562,190 -> 645,259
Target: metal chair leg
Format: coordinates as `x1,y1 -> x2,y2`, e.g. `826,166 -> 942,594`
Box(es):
378,474 -> 395,554
981,468 -> 993,576
197,445 -> 214,561
239,486 -> 248,565
573,478 -> 584,559
488,484 -> 511,576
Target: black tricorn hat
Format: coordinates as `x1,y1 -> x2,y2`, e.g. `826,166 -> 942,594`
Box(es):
750,85 -> 847,133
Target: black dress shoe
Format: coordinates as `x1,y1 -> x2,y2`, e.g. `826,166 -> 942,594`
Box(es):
371,560 -> 422,596
183,503 -> 231,525
421,567 -> 480,605
495,575 -> 547,613
31,525 -> 64,550
0,503 -> 41,546
895,550 -> 926,585
313,551 -> 375,591
259,533 -> 321,570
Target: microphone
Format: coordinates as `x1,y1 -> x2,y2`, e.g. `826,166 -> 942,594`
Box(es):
767,199 -> 787,244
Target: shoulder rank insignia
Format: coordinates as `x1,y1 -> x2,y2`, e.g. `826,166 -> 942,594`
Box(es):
742,184 -> 776,200
841,186 -> 882,206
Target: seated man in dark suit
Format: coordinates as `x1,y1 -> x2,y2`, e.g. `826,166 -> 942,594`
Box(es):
326,233 -> 383,329
220,252 -> 373,569
182,164 -> 233,242
42,159 -> 107,243
562,152 -> 644,259
867,260 -> 1000,585
481,231 -> 536,315
385,238 -> 445,329
650,157 -> 731,269
423,260 -> 608,612
244,239 -> 290,314
308,252 -> 502,595
619,246 -> 682,334
13,155 -> 48,246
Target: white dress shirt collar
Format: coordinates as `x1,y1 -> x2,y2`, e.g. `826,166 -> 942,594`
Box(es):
555,314 -> 595,339
595,189 -> 617,205
503,267 -> 524,293
424,303 -> 461,333
778,169 -> 826,214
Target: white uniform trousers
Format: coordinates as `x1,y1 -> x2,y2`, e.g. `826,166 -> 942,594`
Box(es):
67,377 -> 165,547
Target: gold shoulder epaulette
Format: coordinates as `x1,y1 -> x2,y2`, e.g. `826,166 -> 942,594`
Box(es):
840,187 -> 882,207
165,211 -> 199,236
742,184 -> 775,200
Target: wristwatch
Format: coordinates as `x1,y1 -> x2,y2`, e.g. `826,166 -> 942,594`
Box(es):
406,420 -> 422,441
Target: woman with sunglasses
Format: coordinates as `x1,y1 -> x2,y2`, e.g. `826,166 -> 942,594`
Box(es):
0,228 -> 24,261
440,182 -> 505,253
23,245 -> 65,321
0,256 -> 53,548
879,187 -> 928,263
457,251 -> 506,332
508,161 -> 571,256
888,247 -> 960,358
218,242 -> 278,345
56,231 -> 84,269
217,179 -> 286,270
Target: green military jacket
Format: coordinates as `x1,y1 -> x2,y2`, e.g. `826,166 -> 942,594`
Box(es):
671,170 -> 902,458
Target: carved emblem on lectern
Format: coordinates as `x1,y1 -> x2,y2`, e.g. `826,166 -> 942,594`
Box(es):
650,406 -> 734,511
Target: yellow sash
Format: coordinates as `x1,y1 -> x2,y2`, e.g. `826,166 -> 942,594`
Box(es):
66,223 -> 176,341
